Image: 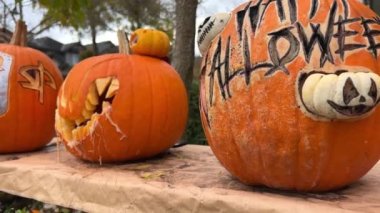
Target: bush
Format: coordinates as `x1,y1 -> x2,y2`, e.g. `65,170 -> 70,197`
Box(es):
184,80 -> 207,145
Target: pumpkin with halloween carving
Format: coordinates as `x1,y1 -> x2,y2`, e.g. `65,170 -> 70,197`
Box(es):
0,21 -> 63,153
55,31 -> 188,163
198,0 -> 380,191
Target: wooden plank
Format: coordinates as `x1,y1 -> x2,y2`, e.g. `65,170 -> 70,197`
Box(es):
0,143 -> 379,213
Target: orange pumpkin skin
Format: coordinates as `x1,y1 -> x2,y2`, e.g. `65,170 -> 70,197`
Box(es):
0,45 -> 63,153
130,29 -> 170,58
55,54 -> 188,163
200,0 -> 380,191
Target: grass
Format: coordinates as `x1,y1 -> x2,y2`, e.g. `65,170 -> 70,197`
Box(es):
0,192 -> 81,213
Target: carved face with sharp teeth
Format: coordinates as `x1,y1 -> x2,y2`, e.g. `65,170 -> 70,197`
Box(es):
297,70 -> 380,120
56,76 -> 119,143
55,54 -> 188,163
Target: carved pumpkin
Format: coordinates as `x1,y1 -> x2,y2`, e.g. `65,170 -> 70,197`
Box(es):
0,21 -> 63,153
199,0 -> 380,191
55,31 -> 188,163
130,28 -> 170,58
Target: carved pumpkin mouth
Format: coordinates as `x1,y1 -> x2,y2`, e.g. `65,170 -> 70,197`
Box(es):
297,70 -> 380,120
55,77 -> 119,144
326,101 -> 375,117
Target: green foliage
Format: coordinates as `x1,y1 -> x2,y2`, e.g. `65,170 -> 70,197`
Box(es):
0,192 -> 43,213
108,0 -> 175,39
38,0 -> 175,36
37,0 -> 174,54
184,80 -> 207,145
37,0 -> 91,29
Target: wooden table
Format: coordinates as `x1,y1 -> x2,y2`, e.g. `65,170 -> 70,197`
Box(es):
0,143 -> 379,213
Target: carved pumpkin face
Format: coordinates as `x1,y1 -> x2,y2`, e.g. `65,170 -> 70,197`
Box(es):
55,54 -> 188,163
0,21 -> 63,153
199,0 -> 380,191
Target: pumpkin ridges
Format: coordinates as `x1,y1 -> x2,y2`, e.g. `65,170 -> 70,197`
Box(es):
0,45 -> 62,153
202,69 -> 255,184
200,0 -> 380,191
134,55 -> 154,156
156,62 -> 188,153
315,117 -> 380,190
232,81 -> 262,184
57,54 -> 188,162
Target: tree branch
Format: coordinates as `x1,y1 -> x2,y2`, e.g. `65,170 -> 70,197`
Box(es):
0,0 -> 17,23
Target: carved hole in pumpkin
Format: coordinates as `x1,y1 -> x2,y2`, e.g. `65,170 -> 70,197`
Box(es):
56,77 -> 119,142
130,34 -> 139,46
80,77 -> 119,125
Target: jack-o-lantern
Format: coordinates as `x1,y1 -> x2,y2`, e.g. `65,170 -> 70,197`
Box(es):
199,0 -> 380,191
55,31 -> 188,163
0,21 -> 63,153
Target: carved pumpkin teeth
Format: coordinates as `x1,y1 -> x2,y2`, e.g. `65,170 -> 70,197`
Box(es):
75,116 -> 86,126
86,84 -> 99,105
95,77 -> 112,95
60,96 -> 68,108
78,126 -> 88,140
55,110 -> 75,142
106,78 -> 119,99
56,77 -> 120,143
85,100 -> 96,112
59,81 -> 67,109
71,128 -> 79,140
72,126 -> 86,141
102,101 -> 111,110
301,73 -> 323,113
82,108 -> 93,120
313,74 -> 338,118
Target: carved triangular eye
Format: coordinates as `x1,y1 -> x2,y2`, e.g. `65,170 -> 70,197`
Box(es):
343,77 -> 360,105
26,68 -> 37,79
368,78 -> 377,103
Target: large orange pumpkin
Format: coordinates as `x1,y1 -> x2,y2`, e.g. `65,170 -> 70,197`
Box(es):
199,0 -> 380,191
55,31 -> 188,163
0,21 -> 63,153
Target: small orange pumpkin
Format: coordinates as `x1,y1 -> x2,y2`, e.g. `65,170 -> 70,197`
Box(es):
130,28 -> 170,58
199,0 -> 380,191
55,31 -> 188,163
0,21 -> 63,153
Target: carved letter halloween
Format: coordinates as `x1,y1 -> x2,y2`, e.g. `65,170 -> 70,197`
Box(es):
198,0 -> 380,192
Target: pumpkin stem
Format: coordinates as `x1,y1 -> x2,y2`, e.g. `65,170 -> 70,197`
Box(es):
10,20 -> 27,46
117,30 -> 131,54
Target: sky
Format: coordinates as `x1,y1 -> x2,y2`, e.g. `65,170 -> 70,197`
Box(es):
2,0 -> 247,55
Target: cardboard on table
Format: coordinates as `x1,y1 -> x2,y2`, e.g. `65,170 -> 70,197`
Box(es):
0,140 -> 379,213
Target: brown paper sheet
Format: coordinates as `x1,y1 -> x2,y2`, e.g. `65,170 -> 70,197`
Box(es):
0,142 -> 379,213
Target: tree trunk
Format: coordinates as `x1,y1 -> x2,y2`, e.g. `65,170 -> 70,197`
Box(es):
172,0 -> 198,146
90,24 -> 98,55
172,0 -> 198,92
